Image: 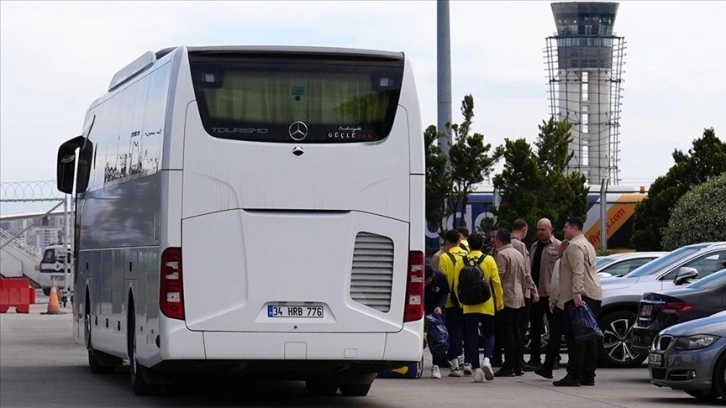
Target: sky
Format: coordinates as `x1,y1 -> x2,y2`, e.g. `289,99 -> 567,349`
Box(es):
1,1 -> 725,190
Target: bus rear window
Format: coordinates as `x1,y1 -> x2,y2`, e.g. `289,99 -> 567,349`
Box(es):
189,53 -> 404,143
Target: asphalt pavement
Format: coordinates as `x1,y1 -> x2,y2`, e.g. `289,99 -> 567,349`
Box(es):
0,302 -> 722,408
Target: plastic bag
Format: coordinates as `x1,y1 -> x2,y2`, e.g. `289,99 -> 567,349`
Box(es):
566,302 -> 604,344
425,313 -> 449,358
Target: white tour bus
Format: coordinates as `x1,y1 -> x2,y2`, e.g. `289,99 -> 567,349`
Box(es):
56,46 -> 425,396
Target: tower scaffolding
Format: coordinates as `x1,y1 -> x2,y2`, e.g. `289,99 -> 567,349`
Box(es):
543,2 -> 626,185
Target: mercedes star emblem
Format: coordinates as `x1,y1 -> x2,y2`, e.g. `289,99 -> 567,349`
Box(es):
289,121 -> 308,141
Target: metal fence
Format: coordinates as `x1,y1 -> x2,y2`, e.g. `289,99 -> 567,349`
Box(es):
0,180 -> 73,285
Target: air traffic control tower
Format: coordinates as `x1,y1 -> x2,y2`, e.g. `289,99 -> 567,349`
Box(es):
545,2 -> 625,185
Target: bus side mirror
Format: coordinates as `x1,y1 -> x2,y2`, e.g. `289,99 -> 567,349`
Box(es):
57,136 -> 92,194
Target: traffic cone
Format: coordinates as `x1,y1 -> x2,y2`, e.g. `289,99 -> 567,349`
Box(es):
46,279 -> 62,314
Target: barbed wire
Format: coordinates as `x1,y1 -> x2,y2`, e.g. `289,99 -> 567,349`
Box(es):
0,180 -> 65,201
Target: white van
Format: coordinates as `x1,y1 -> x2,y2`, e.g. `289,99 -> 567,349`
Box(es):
39,244 -> 71,295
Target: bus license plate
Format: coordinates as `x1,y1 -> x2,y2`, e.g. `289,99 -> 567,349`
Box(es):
649,353 -> 662,367
268,305 -> 323,318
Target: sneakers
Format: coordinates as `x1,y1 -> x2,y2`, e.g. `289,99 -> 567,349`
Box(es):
474,368 -> 485,383
482,358 -> 494,381
448,367 -> 463,377
463,363 -> 473,375
431,365 -> 441,379
448,358 -> 463,377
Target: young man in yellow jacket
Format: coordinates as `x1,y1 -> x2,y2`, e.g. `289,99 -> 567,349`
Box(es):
437,229 -> 467,376
455,232 -> 505,382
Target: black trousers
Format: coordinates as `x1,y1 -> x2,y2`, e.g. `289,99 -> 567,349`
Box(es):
529,296 -> 551,363
519,298 -> 531,350
543,305 -> 563,369
499,306 -> 524,372
563,297 -> 602,382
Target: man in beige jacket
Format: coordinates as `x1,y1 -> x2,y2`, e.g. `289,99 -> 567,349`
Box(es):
492,229 -> 528,377
511,219 -> 539,371
553,217 -> 602,387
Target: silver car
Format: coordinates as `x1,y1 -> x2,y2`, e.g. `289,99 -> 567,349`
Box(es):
597,242 -> 726,368
597,251 -> 667,279
649,310 -> 726,401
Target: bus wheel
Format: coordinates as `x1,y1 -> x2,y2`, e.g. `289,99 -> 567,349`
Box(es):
128,305 -> 157,395
305,380 -> 338,396
85,300 -> 118,374
339,382 -> 372,397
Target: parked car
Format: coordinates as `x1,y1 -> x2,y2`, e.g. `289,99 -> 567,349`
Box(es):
597,242 -> 726,368
649,310 -> 726,401
596,252 -> 667,279
631,268 -> 726,352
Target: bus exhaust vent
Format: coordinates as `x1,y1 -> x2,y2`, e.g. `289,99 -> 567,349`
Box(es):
350,232 -> 394,313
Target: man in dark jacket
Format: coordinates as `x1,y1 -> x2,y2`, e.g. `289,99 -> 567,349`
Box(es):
425,264 -> 449,378
425,264 -> 449,316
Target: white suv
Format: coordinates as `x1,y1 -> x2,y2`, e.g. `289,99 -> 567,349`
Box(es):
597,242 -> 726,368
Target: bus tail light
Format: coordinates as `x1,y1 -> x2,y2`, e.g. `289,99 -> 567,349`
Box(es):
404,251 -> 424,322
160,247 -> 185,320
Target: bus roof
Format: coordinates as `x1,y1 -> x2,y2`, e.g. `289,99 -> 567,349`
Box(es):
185,45 -> 404,60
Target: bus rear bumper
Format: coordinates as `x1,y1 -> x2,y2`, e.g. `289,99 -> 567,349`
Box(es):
158,316 -> 423,363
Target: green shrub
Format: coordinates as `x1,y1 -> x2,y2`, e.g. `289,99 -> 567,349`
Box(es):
661,173 -> 726,250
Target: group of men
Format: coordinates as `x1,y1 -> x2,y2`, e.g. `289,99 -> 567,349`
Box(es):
424,217 -> 603,386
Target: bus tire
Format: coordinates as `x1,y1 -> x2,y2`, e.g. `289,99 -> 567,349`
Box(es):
128,302 -> 158,395
85,296 -> 119,374
305,380 -> 338,396
339,382 -> 372,397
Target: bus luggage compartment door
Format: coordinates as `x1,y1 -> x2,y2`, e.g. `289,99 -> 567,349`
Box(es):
182,209 -> 409,334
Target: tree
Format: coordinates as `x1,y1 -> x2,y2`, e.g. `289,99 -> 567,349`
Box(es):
424,125 -> 451,237
492,118 -> 588,244
492,138 -> 542,237
534,118 -> 588,232
632,128 -> 726,250
447,95 -> 497,228
661,173 -> 726,250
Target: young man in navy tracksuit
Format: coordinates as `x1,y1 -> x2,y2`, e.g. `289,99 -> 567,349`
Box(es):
425,264 -> 449,379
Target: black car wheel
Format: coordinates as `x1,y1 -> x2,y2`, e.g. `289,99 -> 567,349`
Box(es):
714,351 -> 726,399
685,389 -> 719,400
597,311 -> 647,368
